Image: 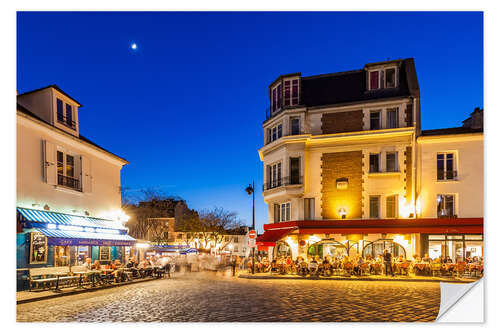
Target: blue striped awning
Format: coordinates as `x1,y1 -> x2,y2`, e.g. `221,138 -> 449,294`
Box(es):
35,228 -> 136,247
17,207 -> 127,231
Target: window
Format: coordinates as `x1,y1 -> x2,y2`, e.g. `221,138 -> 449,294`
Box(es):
284,79 -> 300,107
278,202 -> 291,222
233,237 -> 239,243
437,153 -> 456,180
268,124 -> 282,143
233,245 -> 239,252
386,195 -> 398,218
290,157 -> 300,184
386,108 -> 399,128
385,68 -> 396,88
272,84 -> 282,112
304,198 -> 315,220
290,118 -> 300,135
56,150 -> 80,190
292,79 -> 299,105
266,162 -> 282,189
56,99 -> 76,130
65,104 -> 73,127
369,71 -> 379,90
386,152 -> 398,172
370,111 -> 381,130
437,195 -> 455,218
284,80 -> 291,106
369,154 -> 380,173
56,99 -> 64,122
369,68 -> 397,90
369,196 -> 380,218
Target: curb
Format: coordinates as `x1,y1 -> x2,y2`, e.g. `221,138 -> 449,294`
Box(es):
237,274 -> 477,284
17,277 -> 159,305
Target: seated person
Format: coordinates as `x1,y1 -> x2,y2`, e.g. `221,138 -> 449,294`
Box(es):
422,253 -> 431,263
308,258 -> 319,276
353,256 -> 364,275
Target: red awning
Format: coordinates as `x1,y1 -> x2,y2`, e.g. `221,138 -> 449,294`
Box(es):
256,228 -> 295,247
261,218 -> 483,236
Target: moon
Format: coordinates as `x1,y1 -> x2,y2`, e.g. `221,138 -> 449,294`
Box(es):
131,43 -> 137,50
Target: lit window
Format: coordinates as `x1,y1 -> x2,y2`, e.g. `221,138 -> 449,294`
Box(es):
437,195 -> 455,217
57,150 -> 80,190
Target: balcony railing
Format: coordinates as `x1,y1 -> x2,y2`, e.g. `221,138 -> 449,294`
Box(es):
57,174 -> 81,191
57,114 -> 76,130
263,176 -> 303,191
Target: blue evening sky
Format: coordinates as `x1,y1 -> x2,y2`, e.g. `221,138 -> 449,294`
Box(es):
17,12 -> 483,232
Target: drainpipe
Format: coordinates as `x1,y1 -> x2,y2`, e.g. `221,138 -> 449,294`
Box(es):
412,97 -> 418,218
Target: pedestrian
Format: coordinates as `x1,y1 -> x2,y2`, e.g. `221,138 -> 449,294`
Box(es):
383,250 -> 394,277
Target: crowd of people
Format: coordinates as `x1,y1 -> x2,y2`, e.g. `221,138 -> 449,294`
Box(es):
245,251 -> 484,278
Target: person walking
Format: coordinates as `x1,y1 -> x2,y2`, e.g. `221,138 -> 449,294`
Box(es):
383,249 -> 394,277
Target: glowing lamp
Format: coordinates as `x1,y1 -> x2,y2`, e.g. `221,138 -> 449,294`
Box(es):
338,208 -> 347,219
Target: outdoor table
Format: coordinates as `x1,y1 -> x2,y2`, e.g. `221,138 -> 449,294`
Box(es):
53,272 -> 67,293
86,270 -> 102,287
101,268 -> 117,284
72,271 -> 88,289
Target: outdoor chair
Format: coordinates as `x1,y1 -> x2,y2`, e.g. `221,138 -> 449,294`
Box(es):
430,263 -> 442,277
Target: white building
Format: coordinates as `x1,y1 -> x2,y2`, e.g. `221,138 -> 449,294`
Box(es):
16,85 -> 133,277
256,59 -> 483,262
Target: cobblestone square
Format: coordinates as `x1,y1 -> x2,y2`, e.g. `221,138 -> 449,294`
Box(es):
17,272 -> 441,322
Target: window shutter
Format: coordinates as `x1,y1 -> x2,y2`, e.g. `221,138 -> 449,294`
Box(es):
274,204 -> 280,223
43,140 -> 57,185
81,155 -> 92,193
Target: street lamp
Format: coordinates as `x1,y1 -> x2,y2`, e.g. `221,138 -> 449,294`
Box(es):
245,181 -> 255,274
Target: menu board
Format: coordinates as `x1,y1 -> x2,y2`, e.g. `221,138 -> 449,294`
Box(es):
99,246 -> 111,261
29,232 -> 48,264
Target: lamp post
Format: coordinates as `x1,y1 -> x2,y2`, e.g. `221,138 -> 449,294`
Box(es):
245,181 -> 255,274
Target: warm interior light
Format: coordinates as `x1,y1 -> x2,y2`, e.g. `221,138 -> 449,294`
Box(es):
136,243 -> 150,249
338,207 -> 347,219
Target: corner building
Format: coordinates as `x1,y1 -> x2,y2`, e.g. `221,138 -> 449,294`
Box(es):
257,59 -> 483,262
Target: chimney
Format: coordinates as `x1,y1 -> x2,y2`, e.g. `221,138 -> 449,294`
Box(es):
462,107 -> 483,129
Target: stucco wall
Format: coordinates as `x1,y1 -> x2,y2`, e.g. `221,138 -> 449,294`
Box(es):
17,114 -> 125,219
417,135 -> 483,218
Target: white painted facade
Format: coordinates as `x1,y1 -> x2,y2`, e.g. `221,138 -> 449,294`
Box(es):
17,86 -> 128,220
416,133 -> 483,218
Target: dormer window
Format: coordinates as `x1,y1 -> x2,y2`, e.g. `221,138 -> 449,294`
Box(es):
271,77 -> 300,114
368,67 -> 398,90
56,98 -> 76,130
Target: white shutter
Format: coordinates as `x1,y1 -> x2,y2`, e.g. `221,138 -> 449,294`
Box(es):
81,155 -> 92,193
43,140 -> 57,185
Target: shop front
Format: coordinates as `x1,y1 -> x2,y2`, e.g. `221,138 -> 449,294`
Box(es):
422,234 -> 483,261
257,217 -> 483,261
16,207 -> 136,272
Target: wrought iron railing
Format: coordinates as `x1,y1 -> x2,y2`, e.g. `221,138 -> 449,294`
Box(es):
57,113 -> 76,130
57,174 -> 81,191
263,176 -> 303,191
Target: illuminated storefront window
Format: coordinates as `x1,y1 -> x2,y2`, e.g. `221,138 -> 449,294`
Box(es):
426,234 -> 483,262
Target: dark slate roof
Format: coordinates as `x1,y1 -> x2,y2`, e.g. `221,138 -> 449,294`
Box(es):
18,84 -> 82,106
420,127 -> 483,136
299,58 -> 419,108
17,103 -> 128,163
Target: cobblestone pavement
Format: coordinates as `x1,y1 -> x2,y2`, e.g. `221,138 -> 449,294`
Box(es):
17,271 -> 440,322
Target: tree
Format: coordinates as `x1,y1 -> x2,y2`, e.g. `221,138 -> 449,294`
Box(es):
123,189 -> 185,241
197,207 -> 244,252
